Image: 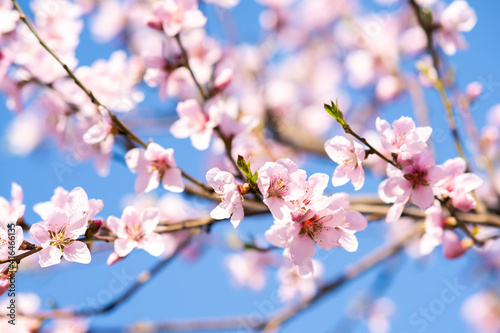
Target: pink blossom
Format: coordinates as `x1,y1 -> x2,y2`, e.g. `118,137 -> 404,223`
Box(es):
440,1 -> 477,32
125,143 -> 185,194
0,220 -> 24,259
106,206 -> 165,257
266,194 -> 367,276
257,158 -> 305,220
433,157 -> 483,211
0,182 -> 25,223
0,293 -> 40,332
466,81 -> 483,100
0,1 -> 19,35
442,230 -> 469,259
33,187 -> 103,222
376,75 -> 402,102
277,248 -> 323,302
290,172 -> 330,216
82,106 -> 113,145
399,26 -> 427,55
225,250 -> 272,290
30,209 -> 91,267
419,202 -> 444,256
376,116 -> 432,160
462,292 -> 500,333
379,151 -> 445,223
437,1 -> 477,55
324,135 -> 366,190
206,167 -> 244,228
152,0 -> 207,37
170,99 -> 221,150
213,68 -> 233,91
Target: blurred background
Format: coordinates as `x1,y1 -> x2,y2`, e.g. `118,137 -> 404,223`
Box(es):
1,0 -> 500,332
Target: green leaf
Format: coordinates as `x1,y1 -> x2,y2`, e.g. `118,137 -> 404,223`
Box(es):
251,171 -> 259,184
237,155 -> 251,178
323,100 -> 345,125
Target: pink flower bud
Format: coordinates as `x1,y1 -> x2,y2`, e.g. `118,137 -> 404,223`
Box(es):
214,68 -> 233,91
443,231 -> 467,259
107,251 -> 124,266
146,16 -> 163,31
466,81 -> 483,101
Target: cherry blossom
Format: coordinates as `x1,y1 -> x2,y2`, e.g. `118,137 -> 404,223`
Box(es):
33,187 -> 103,222
125,143 -> 185,194
30,209 -> 91,267
257,158 -> 305,220
0,182 -> 25,223
376,116 -> 432,161
266,193 -> 367,277
462,291 -> 500,333
0,0 -> 20,35
225,250 -> 273,290
437,0 -> 477,55
106,206 -> 165,257
324,135 -> 366,190
152,0 -> 207,37
379,150 -> 445,223
419,202 -> 445,256
277,248 -> 323,302
206,167 -> 244,228
0,293 -> 40,332
170,99 -> 222,150
434,157 -> 483,211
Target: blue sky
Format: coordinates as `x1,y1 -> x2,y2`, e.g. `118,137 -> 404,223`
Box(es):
1,1 -> 500,332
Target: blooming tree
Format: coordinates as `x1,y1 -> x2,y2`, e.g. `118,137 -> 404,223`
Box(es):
0,0 -> 499,332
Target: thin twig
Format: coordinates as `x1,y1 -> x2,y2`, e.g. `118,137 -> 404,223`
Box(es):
12,0 -> 213,193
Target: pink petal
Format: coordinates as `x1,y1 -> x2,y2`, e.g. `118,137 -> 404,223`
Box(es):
135,170 -> 160,194
265,224 -> 292,247
144,143 -> 166,162
38,246 -> 62,267
290,235 -> 316,267
62,241 -> 91,264
140,207 -> 160,233
345,211 -> 368,231
190,128 -> 213,151
442,231 -> 466,259
121,206 -> 140,228
162,168 -> 185,192
83,122 -> 108,144
411,185 -> 434,210
230,200 -> 244,228
106,216 -> 126,237
10,182 -> 23,205
66,187 -> 90,217
386,202 -> 405,223
125,148 -> 147,173
139,233 -> 165,256
46,209 -> 70,231
115,239 -> 137,257
349,166 -> 365,191
87,199 -> 104,220
30,222 -> 50,246
338,232 -> 359,252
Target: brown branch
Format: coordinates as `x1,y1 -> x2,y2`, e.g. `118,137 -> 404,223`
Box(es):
13,231 -> 197,320
12,0 -> 213,194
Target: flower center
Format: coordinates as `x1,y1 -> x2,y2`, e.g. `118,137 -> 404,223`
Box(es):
298,216 -> 324,241
404,169 -> 429,189
48,228 -> 72,252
